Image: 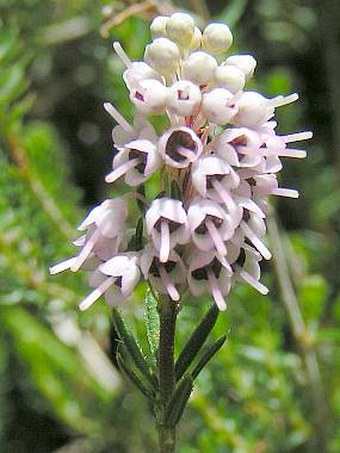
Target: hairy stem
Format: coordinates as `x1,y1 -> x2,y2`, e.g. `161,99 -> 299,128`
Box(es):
156,296 -> 178,453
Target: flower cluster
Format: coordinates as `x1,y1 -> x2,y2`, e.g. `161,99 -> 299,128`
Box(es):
50,12 -> 311,311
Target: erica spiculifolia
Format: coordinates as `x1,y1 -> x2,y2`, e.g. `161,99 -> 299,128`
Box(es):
50,11 -> 311,453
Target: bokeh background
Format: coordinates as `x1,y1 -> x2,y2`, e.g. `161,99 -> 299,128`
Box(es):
1,0 -> 340,452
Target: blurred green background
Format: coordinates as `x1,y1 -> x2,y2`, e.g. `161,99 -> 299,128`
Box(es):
1,0 -> 340,452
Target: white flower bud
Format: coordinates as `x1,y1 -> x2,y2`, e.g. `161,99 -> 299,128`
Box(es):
166,12 -> 195,46
232,91 -> 274,127
144,38 -> 180,75
182,51 -> 217,85
150,15 -> 168,38
167,80 -> 202,116
130,79 -> 168,115
189,27 -> 202,51
202,88 -> 238,125
202,23 -> 233,54
214,64 -> 245,93
123,61 -> 162,90
224,54 -> 257,81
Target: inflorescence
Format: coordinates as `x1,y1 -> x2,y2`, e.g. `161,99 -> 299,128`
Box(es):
50,12 -> 312,311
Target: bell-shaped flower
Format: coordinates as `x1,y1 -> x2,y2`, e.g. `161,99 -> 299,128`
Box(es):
166,80 -> 202,116
217,127 -> 263,168
140,244 -> 186,301
130,79 -> 168,115
202,88 -> 238,125
123,61 -> 163,91
158,126 -> 203,168
69,198 -> 128,272
79,253 -> 141,310
231,245 -> 268,295
187,250 -> 232,311
106,138 -> 161,186
145,197 -> 190,263
188,198 -> 236,257
191,155 -> 240,216
232,91 -> 299,128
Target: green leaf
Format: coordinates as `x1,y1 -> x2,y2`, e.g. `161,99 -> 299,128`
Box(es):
191,335 -> 227,380
2,305 -> 112,433
117,353 -> 154,401
0,62 -> 29,106
0,27 -> 20,63
175,304 -> 219,381
112,308 -> 156,389
144,289 -> 160,364
166,375 -> 193,426
298,275 -> 328,321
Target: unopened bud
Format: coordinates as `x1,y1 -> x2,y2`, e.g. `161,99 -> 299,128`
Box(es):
189,27 -> 202,51
202,23 -> 233,54
182,51 -> 217,85
166,12 -> 195,46
214,65 -> 245,93
224,54 -> 257,81
144,38 -> 180,75
150,15 -> 168,38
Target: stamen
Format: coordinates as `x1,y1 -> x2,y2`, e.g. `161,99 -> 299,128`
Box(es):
205,219 -> 227,256
212,179 -> 237,211
159,265 -> 180,301
105,157 -> 140,183
176,146 -> 196,161
260,147 -> 306,158
79,276 -> 115,311
71,228 -> 102,272
112,42 -> 131,67
269,93 -> 299,108
160,220 -> 171,263
103,102 -> 134,133
240,221 -> 272,260
238,268 -> 269,295
49,257 -> 77,275
208,270 -> 227,311
283,131 -> 313,143
238,198 -> 265,218
272,188 -> 299,198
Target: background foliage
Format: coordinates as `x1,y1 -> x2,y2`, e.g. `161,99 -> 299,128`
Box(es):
0,0 -> 339,452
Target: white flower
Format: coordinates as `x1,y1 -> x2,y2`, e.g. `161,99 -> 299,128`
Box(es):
123,61 -> 162,91
79,253 -> 141,310
231,245 -> 268,295
167,80 -> 202,116
188,198 -> 236,257
158,126 -> 203,168
214,64 -> 246,93
202,88 -> 238,125
187,250 -> 232,311
141,244 -> 186,301
130,79 -> 168,115
106,138 -> 161,186
166,12 -> 195,47
145,197 -> 190,263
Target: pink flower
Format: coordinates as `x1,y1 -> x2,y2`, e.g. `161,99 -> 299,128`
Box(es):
187,198 -> 236,257
145,198 -> 190,263
106,138 -> 161,186
158,127 -> 203,168
187,250 -> 232,311
140,244 -> 186,301
79,253 -> 141,310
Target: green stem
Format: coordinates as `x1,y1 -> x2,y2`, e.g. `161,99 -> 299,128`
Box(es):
156,296 -> 178,453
